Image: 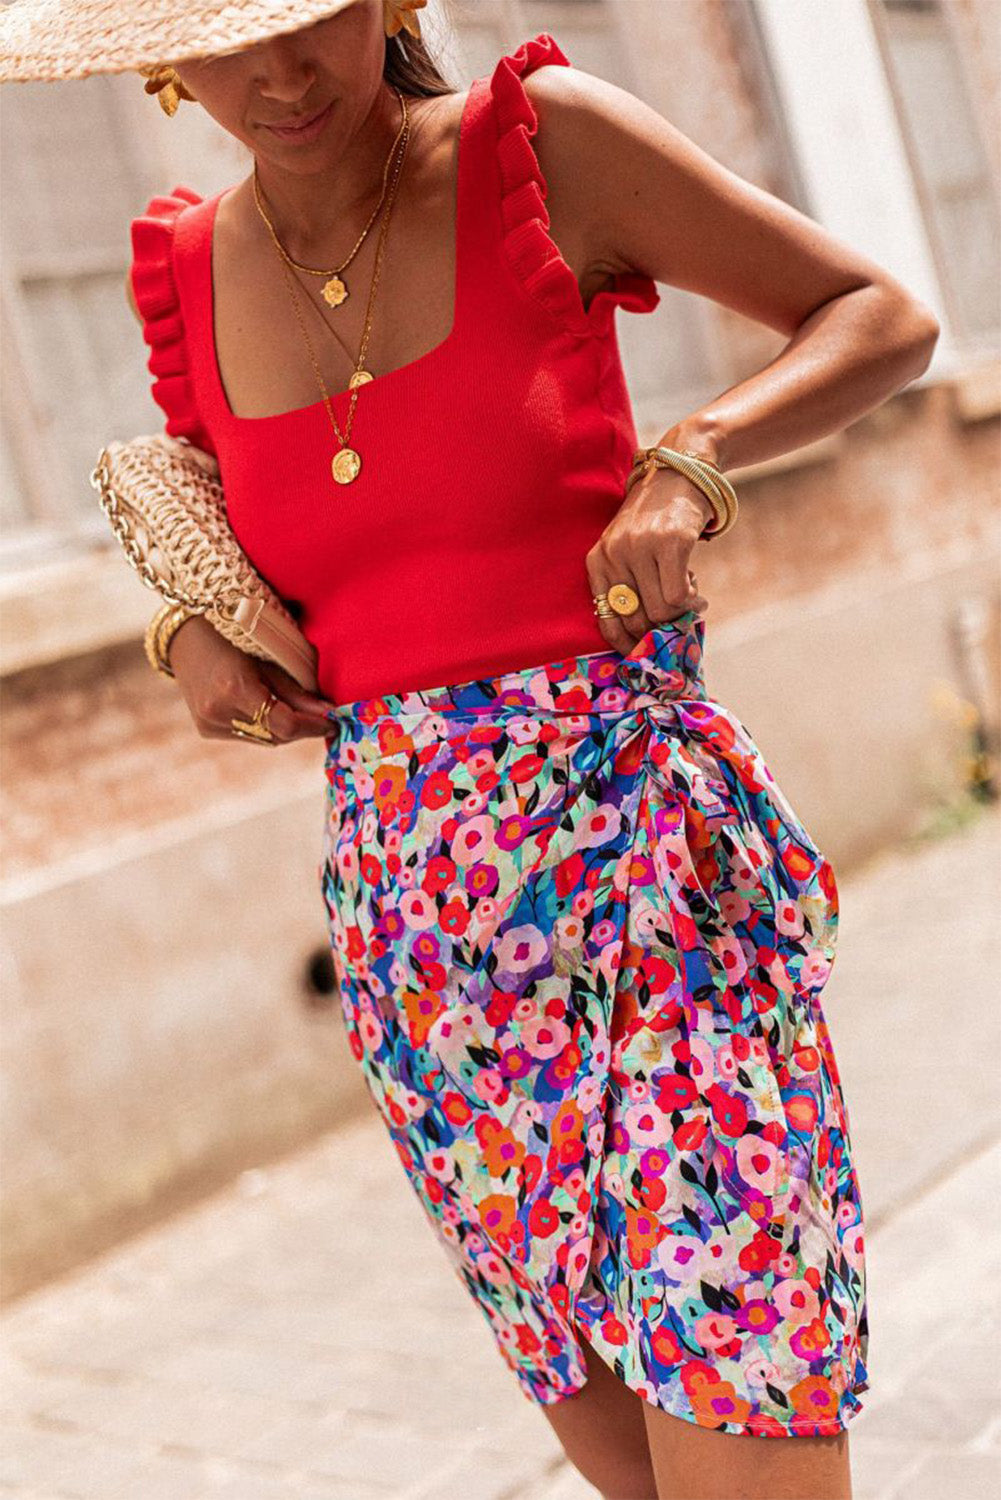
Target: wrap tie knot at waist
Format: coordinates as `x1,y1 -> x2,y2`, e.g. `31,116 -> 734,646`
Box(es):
588,618 -> 836,941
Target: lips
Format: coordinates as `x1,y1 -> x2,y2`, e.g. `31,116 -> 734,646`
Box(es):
264,100 -> 334,140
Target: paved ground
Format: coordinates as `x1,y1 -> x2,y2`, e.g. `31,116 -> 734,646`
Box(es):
2,804 -> 999,1500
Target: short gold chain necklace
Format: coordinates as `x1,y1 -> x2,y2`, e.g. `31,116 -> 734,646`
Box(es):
255,94 -> 411,486
252,85 -> 407,308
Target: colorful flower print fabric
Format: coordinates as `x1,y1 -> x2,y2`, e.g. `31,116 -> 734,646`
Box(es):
319,612 -> 870,1436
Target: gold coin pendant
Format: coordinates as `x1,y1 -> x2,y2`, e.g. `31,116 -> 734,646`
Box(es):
608,583 -> 640,616
322,276 -> 348,307
349,369 -> 374,388
332,447 -> 361,484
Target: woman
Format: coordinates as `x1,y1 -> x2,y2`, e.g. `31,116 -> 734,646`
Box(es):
1,2 -> 938,1497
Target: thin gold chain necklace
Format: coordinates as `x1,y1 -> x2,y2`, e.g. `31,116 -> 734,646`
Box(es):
252,86 -> 407,308
264,97 -> 411,486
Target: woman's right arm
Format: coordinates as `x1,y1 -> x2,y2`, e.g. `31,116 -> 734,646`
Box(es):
124,276 -> 335,743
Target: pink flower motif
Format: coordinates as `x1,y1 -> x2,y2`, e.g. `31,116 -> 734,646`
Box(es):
695,1312 -> 739,1350
358,1011 -> 385,1055
775,898 -> 806,937
716,1044 -> 738,1080
579,1080 -> 603,1116
473,1068 -> 508,1104
688,1036 -> 714,1086
452,813 -> 496,866
837,1201 -> 861,1229
718,889 -> 752,924
566,1239 -> 592,1286
772,1277 -> 820,1325
520,1016 -> 571,1059
555,914 -> 585,947
399,888 -> 439,930
745,1355 -> 782,1387
842,1223 -> 865,1271
494,923 -> 548,974
578,804 -> 623,849
625,1101 -> 670,1148
736,1134 -> 784,1196
508,717 -> 541,745
591,918 -> 617,947
657,1231 -> 708,1281
800,951 -> 834,989
424,1147 -> 457,1182
475,1251 -> 512,1285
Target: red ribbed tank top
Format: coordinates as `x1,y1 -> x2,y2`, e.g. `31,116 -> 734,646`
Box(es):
129,32 -> 660,707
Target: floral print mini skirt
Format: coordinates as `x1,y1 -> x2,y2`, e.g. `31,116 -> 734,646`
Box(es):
319,612 -> 870,1437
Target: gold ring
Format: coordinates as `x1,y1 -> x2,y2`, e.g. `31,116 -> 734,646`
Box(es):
231,691 -> 278,744
607,582 -> 640,616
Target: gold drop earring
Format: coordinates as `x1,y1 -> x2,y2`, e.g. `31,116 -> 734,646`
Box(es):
138,63 -> 196,117
383,1 -> 427,40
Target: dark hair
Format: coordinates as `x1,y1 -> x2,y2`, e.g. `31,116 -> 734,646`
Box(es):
383,10 -> 456,99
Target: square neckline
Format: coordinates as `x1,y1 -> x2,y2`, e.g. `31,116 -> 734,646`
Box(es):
202,80 -> 479,425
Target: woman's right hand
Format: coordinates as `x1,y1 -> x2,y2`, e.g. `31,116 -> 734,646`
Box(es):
167,615 -> 337,743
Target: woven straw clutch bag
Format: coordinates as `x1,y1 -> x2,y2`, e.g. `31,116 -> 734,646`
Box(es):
90,432 -> 319,692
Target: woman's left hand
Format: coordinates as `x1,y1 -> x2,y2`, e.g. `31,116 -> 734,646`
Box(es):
585,468 -> 715,655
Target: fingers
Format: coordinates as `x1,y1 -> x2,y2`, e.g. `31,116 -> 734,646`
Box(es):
586,549 -> 708,655
257,660 -> 338,723
194,678 -> 332,744
585,553 -> 636,654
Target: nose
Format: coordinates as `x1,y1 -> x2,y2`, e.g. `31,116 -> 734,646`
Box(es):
253,39 -> 317,102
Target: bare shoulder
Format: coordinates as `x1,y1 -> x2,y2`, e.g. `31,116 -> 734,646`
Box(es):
520,60 -> 918,335
517,62 -> 633,288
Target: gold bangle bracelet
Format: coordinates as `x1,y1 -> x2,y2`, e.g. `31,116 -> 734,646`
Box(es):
157,604 -> 197,676
626,446 -> 738,538
144,602 -> 197,680
144,603 -> 177,679
624,456 -> 731,535
637,446 -> 739,521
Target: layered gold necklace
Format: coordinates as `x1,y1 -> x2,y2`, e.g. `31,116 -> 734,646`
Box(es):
253,86 -> 408,308
251,87 -> 410,485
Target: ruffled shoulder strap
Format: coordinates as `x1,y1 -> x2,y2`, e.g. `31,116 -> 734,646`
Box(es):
129,184 -> 217,455
489,33 -> 660,338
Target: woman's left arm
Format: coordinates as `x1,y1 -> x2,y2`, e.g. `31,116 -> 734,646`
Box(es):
524,66 -> 941,648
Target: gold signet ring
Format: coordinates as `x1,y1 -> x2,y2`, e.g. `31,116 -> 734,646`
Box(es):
607,583 -> 641,616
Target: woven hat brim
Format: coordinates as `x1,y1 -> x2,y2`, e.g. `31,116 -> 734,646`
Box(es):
0,0 -> 364,84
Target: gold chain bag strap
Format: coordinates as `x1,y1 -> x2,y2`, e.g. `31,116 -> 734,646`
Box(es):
89,432 -> 319,692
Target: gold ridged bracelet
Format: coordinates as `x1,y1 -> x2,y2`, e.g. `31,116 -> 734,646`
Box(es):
144,601 -> 198,680
625,445 -> 739,539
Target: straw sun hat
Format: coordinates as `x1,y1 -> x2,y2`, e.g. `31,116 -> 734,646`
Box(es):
0,0 -> 426,85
